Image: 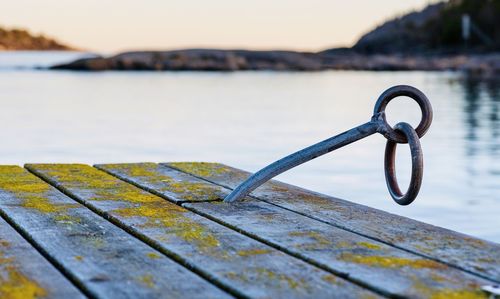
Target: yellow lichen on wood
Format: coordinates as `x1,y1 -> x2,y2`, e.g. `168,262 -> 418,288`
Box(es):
112,202 -> 220,252
225,267 -> 310,290
334,241 -> 383,250
0,239 -> 10,248
255,268 -> 309,290
137,274 -> 155,288
163,180 -> 223,201
79,233 -> 106,249
429,289 -> 487,299
21,195 -> 77,214
412,279 -> 487,299
288,231 -> 331,250
28,164 -> 118,190
168,162 -> 229,178
104,163 -> 225,201
236,249 -> 272,257
29,164 -> 158,204
0,252 -> 13,264
0,166 -> 78,216
53,214 -> 82,224
30,164 -> 222,254
356,242 -> 383,250
340,253 -> 447,270
0,241 -> 47,299
146,252 -> 161,259
321,274 -> 338,285
0,266 -> 47,299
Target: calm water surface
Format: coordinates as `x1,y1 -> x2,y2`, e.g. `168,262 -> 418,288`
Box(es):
1,52 -> 499,242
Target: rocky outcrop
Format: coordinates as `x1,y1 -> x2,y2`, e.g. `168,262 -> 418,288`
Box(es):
0,27 -> 72,51
51,49 -> 500,77
352,3 -> 445,54
48,0 -> 500,75
321,53 -> 500,76
350,0 -> 500,54
51,49 -> 323,71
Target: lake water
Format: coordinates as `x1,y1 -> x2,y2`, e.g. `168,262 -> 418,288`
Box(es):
1,51 -> 499,243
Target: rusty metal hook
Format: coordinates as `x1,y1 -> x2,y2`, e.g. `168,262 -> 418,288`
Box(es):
224,85 -> 433,204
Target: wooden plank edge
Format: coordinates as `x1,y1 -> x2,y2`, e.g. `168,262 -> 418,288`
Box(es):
0,200 -> 94,298
164,162 -> 500,284
23,164 -> 270,299
93,163 -> 427,298
94,163 -> 223,204
32,163 -> 380,294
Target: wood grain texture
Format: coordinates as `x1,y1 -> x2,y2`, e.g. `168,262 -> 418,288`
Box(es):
29,163 -> 380,299
0,166 -> 229,299
100,162 -> 491,298
0,216 -> 84,299
165,162 -> 500,283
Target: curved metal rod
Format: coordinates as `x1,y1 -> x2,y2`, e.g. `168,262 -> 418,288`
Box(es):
224,85 -> 433,203
224,115 -> 384,203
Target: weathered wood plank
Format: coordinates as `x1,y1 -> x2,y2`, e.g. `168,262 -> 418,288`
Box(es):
0,216 -> 84,299
99,162 -> 492,298
165,162 -> 500,283
0,166 -> 230,299
104,162 -> 227,203
29,163 -> 380,299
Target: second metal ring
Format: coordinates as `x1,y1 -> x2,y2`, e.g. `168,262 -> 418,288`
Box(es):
384,122 -> 424,206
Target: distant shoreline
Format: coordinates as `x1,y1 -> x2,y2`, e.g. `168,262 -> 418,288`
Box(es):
49,49 -> 500,77
0,27 -> 74,51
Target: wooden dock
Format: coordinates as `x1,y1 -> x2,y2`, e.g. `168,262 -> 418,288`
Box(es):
0,162 -> 498,299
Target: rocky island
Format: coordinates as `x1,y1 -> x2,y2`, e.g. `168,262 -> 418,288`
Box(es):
51,0 -> 499,76
0,27 -> 72,51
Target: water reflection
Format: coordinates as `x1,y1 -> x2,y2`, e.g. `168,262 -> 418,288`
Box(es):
461,76 -> 500,159
0,56 -> 498,241
459,76 -> 500,216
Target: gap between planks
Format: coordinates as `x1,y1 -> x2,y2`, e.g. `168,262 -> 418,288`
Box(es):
21,166 -> 243,299
0,212 -> 86,299
2,166 -> 229,299
26,164 -> 378,299
92,165 -> 392,297
165,163 -> 499,284
93,163 -> 493,298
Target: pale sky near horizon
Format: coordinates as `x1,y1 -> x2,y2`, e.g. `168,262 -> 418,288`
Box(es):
1,0 -> 440,53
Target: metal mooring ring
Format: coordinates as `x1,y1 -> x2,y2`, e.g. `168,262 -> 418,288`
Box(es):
224,85 -> 432,204
374,85 -> 433,143
384,122 -> 423,205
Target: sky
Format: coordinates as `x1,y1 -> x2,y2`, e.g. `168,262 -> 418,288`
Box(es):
1,0 -> 440,53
